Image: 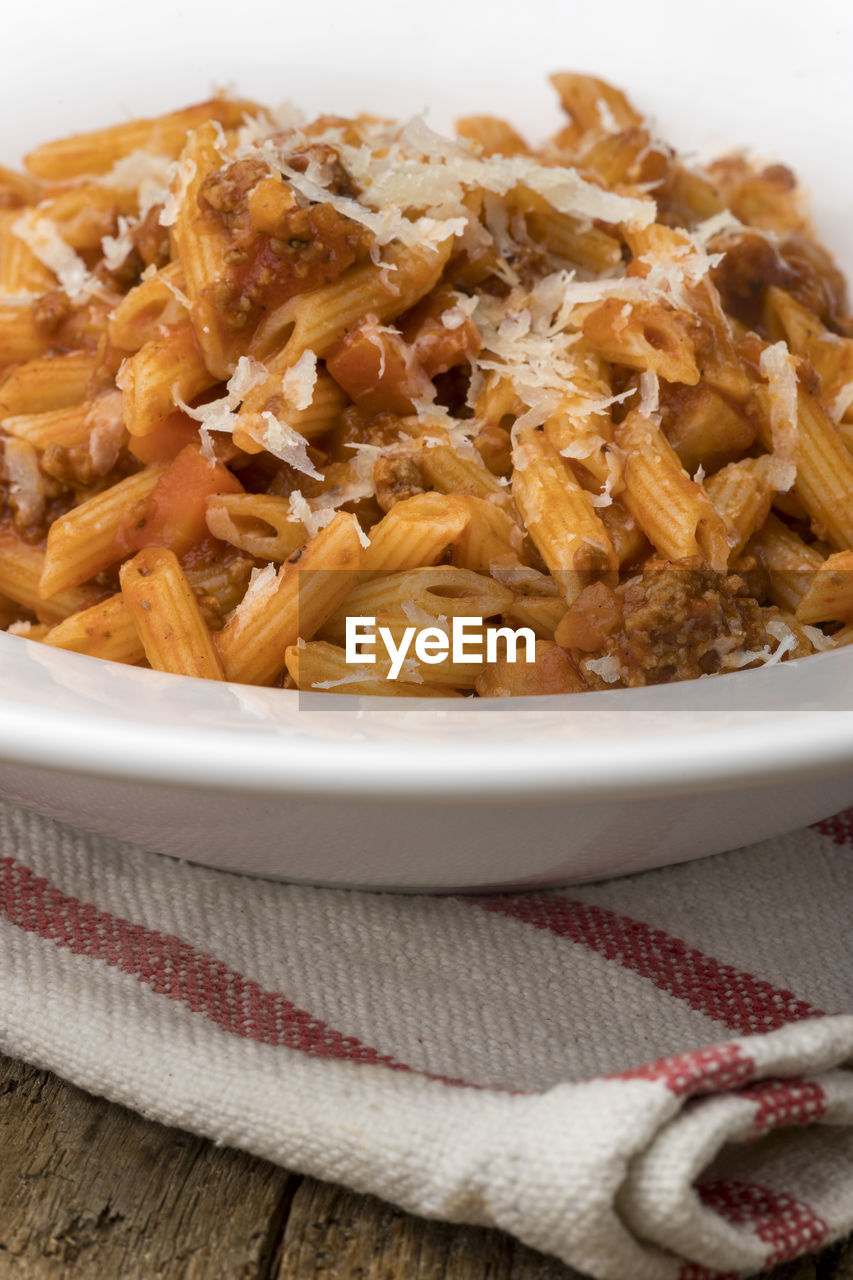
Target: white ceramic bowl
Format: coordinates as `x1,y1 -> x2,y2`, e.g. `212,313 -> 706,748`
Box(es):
2,0 -> 853,888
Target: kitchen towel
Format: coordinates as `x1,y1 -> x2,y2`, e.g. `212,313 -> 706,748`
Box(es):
1,798 -> 853,1280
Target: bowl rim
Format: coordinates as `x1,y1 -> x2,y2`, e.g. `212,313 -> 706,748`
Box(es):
2,635 -> 853,801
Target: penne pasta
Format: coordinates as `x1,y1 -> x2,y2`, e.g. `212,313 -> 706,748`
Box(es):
118,320 -> 215,437
205,492 -> 307,562
512,426 -> 617,603
39,466 -> 166,598
615,409 -> 730,571
2,77 -> 852,696
0,351 -> 98,418
43,592 -> 144,664
108,262 -> 189,352
705,456 -> 776,560
120,546 -> 225,679
364,492 -> 472,572
0,526 -> 100,623
25,97 -> 260,179
747,513 -> 825,614
793,551 -> 853,625
285,639 -> 461,697
215,511 -> 364,686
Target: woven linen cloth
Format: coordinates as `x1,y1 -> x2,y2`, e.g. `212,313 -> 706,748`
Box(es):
2,799 -> 853,1279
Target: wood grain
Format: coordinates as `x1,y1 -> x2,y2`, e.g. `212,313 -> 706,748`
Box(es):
0,1051 -> 850,1280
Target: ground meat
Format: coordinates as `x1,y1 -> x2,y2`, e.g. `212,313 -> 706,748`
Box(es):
557,560 -> 772,688
133,205 -> 171,270
329,407 -> 410,460
286,145 -> 359,199
196,151 -> 370,335
200,156 -> 370,333
711,231 -> 849,333
199,159 -> 270,222
373,455 -> 426,512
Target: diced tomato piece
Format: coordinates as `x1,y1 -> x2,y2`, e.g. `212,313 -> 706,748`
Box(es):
128,412 -> 202,464
399,285 -> 482,378
326,314 -> 433,414
119,443 -> 244,558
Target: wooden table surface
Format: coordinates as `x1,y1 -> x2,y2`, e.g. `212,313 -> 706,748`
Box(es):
0,1052 -> 850,1280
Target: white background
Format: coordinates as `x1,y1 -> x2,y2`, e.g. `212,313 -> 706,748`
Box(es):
4,0 -> 852,272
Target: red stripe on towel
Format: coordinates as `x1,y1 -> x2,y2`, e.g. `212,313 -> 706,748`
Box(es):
468,895 -> 824,1034
697,1181 -> 828,1267
813,808 -> 853,846
0,857 -> 476,1088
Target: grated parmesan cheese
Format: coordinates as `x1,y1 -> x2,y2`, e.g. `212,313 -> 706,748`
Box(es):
101,215 -> 135,272
173,354 -> 268,460
637,369 -> 660,420
724,618 -> 799,670
802,624 -> 835,652
759,342 -> 799,492
831,381 -> 853,424
162,275 -> 192,310
584,654 -> 622,684
269,147 -> 467,251
159,157 -> 197,228
11,214 -> 97,301
560,435 -> 604,461
260,410 -> 322,479
287,489 -> 326,537
280,349 -> 318,412
312,671 -> 374,690
589,475 -> 614,509
227,563 -> 279,630
595,98 -> 620,134
690,209 -> 743,249
255,352 -> 322,477
2,437 -> 44,526
103,150 -> 173,215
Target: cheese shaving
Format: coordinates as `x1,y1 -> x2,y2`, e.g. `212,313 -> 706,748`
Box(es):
159,157 -> 197,228
595,98 -> 620,134
759,342 -> 799,492
801,624 -> 835,652
560,435 -> 603,460
280,350 -> 318,412
260,410 -> 322,478
103,150 -> 172,215
831,381 -> 853,424
162,275 -> 192,310
584,654 -> 622,684
2,437 -> 44,526
173,354 -> 268,460
690,209 -> 743,248
256,352 -> 321,476
11,214 -> 97,301
228,563 -> 279,630
287,489 -> 328,538
270,149 -> 466,250
637,370 -> 660,420
724,618 -> 799,670
312,671 -> 375,690
589,475 -> 614,509
101,216 -> 135,271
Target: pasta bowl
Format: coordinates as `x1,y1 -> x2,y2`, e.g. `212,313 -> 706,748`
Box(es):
1,0 -> 853,888
1,633 -> 852,888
